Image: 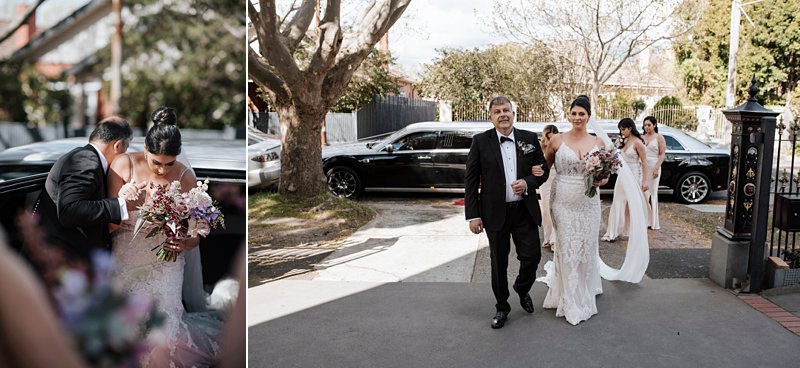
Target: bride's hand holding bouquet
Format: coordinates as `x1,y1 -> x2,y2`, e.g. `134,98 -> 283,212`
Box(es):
132,179 -> 225,262
583,148 -> 622,197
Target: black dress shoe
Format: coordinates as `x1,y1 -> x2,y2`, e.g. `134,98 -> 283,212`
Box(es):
513,285 -> 535,313
491,311 -> 508,329
519,293 -> 534,313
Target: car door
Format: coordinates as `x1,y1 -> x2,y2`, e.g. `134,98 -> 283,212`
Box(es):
367,131 -> 440,188
432,130 -> 475,188
0,172 -> 48,252
661,134 -> 689,186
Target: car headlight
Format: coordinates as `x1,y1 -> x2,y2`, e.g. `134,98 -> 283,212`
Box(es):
251,151 -> 279,162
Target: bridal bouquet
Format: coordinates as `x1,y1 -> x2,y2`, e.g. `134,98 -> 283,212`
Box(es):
583,148 -> 622,197
133,179 -> 225,262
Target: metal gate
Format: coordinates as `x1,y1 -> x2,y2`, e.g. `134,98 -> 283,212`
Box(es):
769,113 -> 800,260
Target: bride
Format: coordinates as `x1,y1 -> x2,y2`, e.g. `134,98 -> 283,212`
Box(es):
539,96 -> 650,325
541,96 -> 607,325
107,107 -> 223,367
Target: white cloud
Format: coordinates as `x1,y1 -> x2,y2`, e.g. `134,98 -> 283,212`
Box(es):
389,0 -> 498,70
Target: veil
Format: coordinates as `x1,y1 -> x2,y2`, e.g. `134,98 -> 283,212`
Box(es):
177,151 -> 208,312
587,117 -> 650,283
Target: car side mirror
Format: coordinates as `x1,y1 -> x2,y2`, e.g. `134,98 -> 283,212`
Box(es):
384,145 -> 394,153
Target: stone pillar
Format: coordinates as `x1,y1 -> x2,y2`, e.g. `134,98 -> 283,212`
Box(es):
711,78 -> 779,292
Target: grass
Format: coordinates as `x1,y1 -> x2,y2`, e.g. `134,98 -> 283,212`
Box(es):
248,191 -> 374,223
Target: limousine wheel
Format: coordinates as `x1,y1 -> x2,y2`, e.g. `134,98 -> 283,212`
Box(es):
676,171 -> 710,204
326,166 -> 361,198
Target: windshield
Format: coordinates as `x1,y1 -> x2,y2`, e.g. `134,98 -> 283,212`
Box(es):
668,130 -> 713,150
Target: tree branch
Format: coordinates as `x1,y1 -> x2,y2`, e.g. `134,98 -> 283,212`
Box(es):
248,47 -> 290,102
251,0 -> 304,89
307,0 -> 343,81
280,0 -> 316,54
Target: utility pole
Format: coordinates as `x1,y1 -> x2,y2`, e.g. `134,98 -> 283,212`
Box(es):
725,0 -> 741,108
110,0 -> 123,115
725,0 -> 766,108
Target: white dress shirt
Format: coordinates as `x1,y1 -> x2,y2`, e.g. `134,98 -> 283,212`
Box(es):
496,130 -> 523,203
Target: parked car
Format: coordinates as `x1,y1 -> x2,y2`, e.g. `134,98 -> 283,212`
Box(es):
248,135 -> 281,190
0,137 -> 246,287
321,121 -> 730,203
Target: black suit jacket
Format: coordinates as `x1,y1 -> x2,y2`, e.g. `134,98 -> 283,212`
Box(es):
35,144 -> 122,261
464,128 -> 549,231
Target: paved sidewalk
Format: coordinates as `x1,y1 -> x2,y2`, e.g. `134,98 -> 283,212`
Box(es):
248,195 -> 799,367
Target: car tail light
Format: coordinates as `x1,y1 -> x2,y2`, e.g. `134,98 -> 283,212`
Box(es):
251,152 -> 279,162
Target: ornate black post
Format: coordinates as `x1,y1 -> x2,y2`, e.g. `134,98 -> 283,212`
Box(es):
711,78 -> 779,292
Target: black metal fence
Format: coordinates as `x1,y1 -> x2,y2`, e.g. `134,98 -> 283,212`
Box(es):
356,95 -> 436,139
769,115 -> 800,259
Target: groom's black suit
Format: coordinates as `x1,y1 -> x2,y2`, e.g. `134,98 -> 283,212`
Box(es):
465,127 -> 549,313
35,144 -> 122,262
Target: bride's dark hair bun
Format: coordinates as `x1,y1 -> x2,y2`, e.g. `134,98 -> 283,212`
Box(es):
570,95 -> 592,116
146,106 -> 181,156
151,106 -> 177,126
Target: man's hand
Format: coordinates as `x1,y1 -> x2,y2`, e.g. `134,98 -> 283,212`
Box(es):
531,165 -> 544,177
511,179 -> 527,195
469,219 -> 484,234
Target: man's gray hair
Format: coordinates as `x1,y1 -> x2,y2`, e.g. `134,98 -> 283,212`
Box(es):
487,96 -> 516,113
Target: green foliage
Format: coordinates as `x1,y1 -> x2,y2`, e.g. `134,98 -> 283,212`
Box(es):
418,43 -> 576,121
0,61 -> 27,121
676,0 -> 800,105
654,96 -> 683,108
0,61 -> 71,126
632,99 -> 647,115
597,92 -> 642,118
330,50 -> 399,113
652,96 -> 697,132
92,0 -> 245,130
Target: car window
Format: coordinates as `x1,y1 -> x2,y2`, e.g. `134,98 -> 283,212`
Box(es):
664,135 -> 685,150
439,131 -> 474,149
389,131 -> 438,151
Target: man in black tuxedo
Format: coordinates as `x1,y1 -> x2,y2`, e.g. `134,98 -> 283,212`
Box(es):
35,116 -> 144,263
465,96 -> 549,329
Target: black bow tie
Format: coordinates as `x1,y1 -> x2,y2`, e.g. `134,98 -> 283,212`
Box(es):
500,136 -> 514,144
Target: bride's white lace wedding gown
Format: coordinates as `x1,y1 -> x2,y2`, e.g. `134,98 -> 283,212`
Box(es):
541,144 -> 603,325
112,166 -> 223,367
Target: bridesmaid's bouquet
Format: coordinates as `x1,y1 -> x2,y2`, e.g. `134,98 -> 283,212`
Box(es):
133,179 -> 225,262
583,148 -> 622,197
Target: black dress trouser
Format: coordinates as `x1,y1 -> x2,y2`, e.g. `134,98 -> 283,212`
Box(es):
485,202 -> 542,313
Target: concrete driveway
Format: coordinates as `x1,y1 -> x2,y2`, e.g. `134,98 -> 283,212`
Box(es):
248,193 -> 800,367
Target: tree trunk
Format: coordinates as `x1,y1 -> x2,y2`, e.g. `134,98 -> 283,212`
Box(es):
590,81 -> 601,118
277,102 -> 328,197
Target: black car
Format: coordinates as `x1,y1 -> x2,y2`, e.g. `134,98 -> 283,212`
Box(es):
0,137 -> 246,287
322,121 -> 730,203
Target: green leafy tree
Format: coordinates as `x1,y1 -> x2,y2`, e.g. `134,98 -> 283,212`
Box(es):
419,43 -> 576,121
676,0 -> 800,105
330,50 -> 399,113
0,61 -> 71,131
91,0 -> 245,131
653,95 -> 697,131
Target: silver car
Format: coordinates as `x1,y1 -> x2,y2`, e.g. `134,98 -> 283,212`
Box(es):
248,136 -> 281,190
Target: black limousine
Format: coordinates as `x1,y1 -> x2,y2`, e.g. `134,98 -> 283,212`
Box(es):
322,121 -> 730,204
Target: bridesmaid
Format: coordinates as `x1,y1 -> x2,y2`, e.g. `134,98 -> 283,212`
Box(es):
537,124 -> 559,249
642,116 -> 665,230
602,118 -> 649,242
